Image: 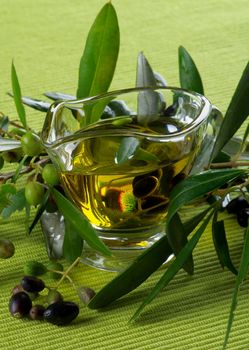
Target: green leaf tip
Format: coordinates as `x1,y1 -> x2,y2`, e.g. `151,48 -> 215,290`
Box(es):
11,60 -> 27,129
178,45 -> 204,95
77,1 -> 120,101
211,60 -> 249,160
222,225 -> 249,349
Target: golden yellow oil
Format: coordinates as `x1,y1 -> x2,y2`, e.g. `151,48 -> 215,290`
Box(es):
57,117 -> 198,232
60,157 -> 190,231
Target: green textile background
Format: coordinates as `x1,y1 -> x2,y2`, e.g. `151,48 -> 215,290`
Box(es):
0,1 -> 249,349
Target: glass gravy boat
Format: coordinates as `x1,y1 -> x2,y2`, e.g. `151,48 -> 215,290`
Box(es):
41,86 -> 221,271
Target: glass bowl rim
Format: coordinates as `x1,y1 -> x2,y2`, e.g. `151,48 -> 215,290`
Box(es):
42,85 -> 213,147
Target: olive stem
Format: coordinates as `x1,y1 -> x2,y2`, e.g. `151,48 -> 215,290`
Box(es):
209,161 -> 249,169
0,157 -> 50,181
54,257 -> 81,290
48,268 -> 76,286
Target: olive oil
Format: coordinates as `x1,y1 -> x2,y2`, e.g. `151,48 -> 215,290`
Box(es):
58,117 -> 197,232
60,158 -> 190,231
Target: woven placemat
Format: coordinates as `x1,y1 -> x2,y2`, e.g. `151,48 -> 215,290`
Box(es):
0,1 -> 249,349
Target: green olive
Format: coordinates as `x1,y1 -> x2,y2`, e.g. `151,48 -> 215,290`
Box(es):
0,239 -> 15,259
42,164 -> 60,186
21,131 -> 42,157
25,181 -> 45,206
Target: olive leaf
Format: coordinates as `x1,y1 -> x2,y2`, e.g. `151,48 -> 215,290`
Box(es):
0,183 -> 16,196
235,122 -> 249,159
130,210 -> 214,322
0,184 -> 17,213
88,206 -> 213,309
212,212 -> 237,275
11,155 -> 28,183
178,45 -> 204,94
8,92 -> 50,112
0,137 -> 21,151
88,234 -> 173,309
52,188 -> 111,257
136,52 -> 163,126
77,3 -> 119,101
167,212 -> 194,275
165,169 -> 246,265
63,219 -> 84,263
29,189 -> 51,234
136,52 -> 157,88
108,100 -> 133,116
1,189 -> 26,219
24,202 -> 31,235
0,115 -> 9,131
153,71 -> 167,87
115,137 -> 140,164
211,61 -> 249,159
213,137 -> 241,163
11,61 -> 27,129
222,225 -> 249,350
166,169 -> 247,230
44,92 -> 76,101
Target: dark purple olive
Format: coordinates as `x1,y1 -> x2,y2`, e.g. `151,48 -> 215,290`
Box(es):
11,284 -> 39,301
20,276 -> 45,293
163,102 -> 178,117
9,292 -> 32,318
226,197 -> 249,214
133,176 -> 159,198
29,305 -> 45,320
237,208 -> 249,228
141,195 -> 169,213
43,301 -> 79,326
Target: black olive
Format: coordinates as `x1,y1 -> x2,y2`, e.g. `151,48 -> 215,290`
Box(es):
9,292 -> 32,318
148,118 -> 180,134
226,196 -> 249,214
163,102 -> 178,117
29,305 -> 45,320
141,195 -> 169,213
133,176 -> 159,198
43,301 -> 79,326
237,208 -> 249,228
20,276 -> 45,293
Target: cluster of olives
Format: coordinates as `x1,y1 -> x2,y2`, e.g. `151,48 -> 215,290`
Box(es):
8,260 -> 96,325
24,160 -> 60,208
226,196 -> 249,228
1,130 -> 60,208
9,275 -> 79,325
0,130 -> 62,262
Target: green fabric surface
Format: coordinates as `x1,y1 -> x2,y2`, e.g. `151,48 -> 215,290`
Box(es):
0,1 -> 249,349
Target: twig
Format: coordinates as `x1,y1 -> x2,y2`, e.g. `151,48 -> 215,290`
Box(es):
0,157 -> 50,181
55,257 -> 81,289
209,161 -> 249,169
